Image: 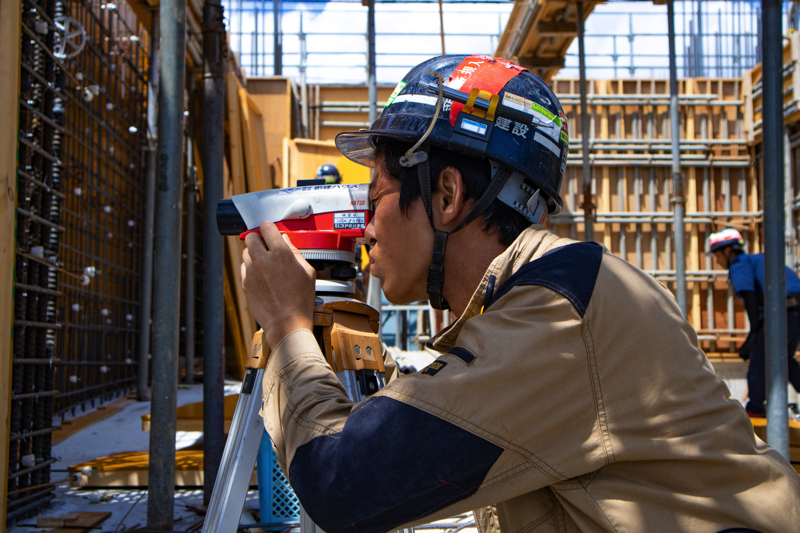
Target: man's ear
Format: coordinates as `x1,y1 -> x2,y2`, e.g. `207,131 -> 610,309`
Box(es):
435,166 -> 468,228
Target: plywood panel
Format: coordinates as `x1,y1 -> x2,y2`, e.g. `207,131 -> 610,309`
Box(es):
247,77 -> 293,188
285,139 -> 370,187
0,0 -> 22,527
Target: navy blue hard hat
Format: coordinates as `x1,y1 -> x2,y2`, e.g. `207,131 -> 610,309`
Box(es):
335,54 -> 568,213
316,163 -> 341,184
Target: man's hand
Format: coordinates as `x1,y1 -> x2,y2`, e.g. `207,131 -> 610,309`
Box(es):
242,221 -> 316,349
739,329 -> 759,361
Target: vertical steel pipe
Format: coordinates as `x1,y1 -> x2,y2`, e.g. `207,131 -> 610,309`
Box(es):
668,0 -> 687,317
577,1 -> 593,242
367,0 -> 377,126
761,0 -> 790,459
146,0 -> 187,525
273,0 -> 282,75
184,76 -> 196,385
202,0 -> 227,506
138,13 -> 159,402
365,0 -> 382,315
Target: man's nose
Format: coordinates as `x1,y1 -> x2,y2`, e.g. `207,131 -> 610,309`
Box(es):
364,217 -> 377,246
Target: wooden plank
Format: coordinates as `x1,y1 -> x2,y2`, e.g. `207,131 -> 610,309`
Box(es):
0,0 -> 22,528
227,72 -> 247,197
52,397 -> 135,445
238,87 -> 262,194
67,451 -> 257,488
222,156 -> 251,378
536,21 -> 576,37
32,512 -> 111,533
245,93 -> 272,191
141,394 -> 239,432
247,78 -> 293,189
517,56 -> 566,70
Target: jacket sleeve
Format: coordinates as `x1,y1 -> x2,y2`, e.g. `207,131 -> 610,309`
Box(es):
261,283 -> 608,533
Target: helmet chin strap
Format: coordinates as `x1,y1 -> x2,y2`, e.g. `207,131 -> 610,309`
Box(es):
413,145 -> 513,311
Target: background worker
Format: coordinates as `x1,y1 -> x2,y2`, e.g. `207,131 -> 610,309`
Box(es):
708,228 -> 800,417
242,56 -> 800,533
316,163 -> 342,184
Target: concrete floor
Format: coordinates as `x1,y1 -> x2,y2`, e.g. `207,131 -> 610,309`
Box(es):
9,380 -> 477,533
7,382 -> 259,533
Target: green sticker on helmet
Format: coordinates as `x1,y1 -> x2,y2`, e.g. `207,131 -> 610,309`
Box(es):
386,81 -> 407,107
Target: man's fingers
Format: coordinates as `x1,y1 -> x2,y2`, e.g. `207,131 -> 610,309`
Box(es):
259,221 -> 289,253
243,231 -> 268,259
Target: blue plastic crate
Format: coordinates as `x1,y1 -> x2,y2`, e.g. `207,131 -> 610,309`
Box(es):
258,430 -> 300,522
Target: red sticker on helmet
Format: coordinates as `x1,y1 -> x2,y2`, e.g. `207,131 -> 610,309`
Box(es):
446,55 -> 526,126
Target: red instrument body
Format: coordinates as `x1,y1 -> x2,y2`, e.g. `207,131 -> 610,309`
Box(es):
238,210 -> 372,252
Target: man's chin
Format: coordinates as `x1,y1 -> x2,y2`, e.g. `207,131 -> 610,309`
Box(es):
382,285 -> 423,306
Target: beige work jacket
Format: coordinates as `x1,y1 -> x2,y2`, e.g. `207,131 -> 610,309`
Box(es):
261,226 -> 800,533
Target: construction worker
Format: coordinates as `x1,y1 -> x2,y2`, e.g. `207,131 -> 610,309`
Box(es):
316,163 -> 342,184
708,228 -> 800,417
242,56 -> 800,533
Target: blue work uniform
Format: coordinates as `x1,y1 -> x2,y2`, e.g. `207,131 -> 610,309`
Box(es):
729,253 -> 800,415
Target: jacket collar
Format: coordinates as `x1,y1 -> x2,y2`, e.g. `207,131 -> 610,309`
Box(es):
427,225 -> 566,353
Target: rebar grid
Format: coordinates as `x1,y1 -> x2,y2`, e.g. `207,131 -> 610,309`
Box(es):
9,0 -> 148,519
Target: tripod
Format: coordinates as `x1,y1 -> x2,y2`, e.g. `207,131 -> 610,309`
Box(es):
202,276 -> 386,532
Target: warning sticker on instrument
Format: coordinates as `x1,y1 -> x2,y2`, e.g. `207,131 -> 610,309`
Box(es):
334,212 -> 366,229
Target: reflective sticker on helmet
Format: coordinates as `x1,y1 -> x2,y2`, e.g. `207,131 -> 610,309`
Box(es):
503,93 -> 558,125
390,94 -> 439,107
386,81 -> 407,107
534,131 -> 560,157
559,111 -> 569,146
447,55 -> 524,126
460,118 -> 489,136
503,93 -> 562,143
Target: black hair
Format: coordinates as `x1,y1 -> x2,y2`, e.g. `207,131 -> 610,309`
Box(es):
375,140 -> 531,246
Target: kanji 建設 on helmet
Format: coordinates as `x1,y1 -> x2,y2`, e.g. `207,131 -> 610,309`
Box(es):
335,55 -> 569,309
707,228 -> 745,254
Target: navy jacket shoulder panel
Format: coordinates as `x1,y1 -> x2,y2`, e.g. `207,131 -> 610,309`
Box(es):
486,241 -> 603,317
289,395 -> 503,533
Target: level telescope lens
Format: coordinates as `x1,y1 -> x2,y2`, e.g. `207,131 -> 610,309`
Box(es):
216,199 -> 247,235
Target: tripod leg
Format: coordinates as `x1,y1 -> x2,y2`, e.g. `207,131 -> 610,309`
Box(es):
203,369 -> 265,533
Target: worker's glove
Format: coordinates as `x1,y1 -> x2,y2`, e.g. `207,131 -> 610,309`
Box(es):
739,330 -> 758,361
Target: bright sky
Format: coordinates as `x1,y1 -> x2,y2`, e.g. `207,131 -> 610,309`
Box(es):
224,0 -> 771,84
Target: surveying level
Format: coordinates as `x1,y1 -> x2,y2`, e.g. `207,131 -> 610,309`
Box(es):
204,184 -> 392,533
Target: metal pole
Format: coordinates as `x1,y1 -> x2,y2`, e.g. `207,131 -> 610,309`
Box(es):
273,0 -> 282,76
367,0 -> 377,126
138,12 -> 159,401
577,1 -> 593,242
184,76 -> 196,385
146,0 -> 186,525
762,0 -> 790,460
438,0 -> 446,55
202,0 -> 227,506
365,0 -> 382,316
668,0 -> 687,318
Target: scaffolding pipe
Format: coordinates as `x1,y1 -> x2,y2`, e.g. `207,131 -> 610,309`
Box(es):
761,0 -> 790,460
201,0 -> 227,506
668,0 -> 687,318
367,0 -> 377,126
274,0 -> 282,75
138,13 -> 159,402
184,76 -> 196,385
577,1 -> 593,242
146,0 -> 187,525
